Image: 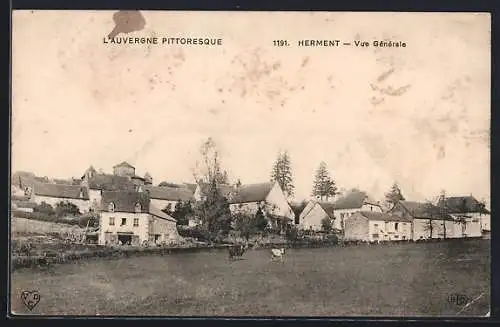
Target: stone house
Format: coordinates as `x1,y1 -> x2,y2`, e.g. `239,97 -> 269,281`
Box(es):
99,191 -> 180,246
344,211 -> 413,242
298,201 -> 336,232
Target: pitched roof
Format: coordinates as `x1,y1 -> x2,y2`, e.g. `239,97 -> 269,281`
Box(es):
145,185 -> 194,202
436,196 -> 490,214
318,202 -> 336,218
34,183 -> 89,200
334,189 -> 378,210
148,204 -> 176,222
87,174 -> 135,191
198,183 -> 236,199
113,161 -> 135,169
184,183 -> 197,192
398,201 -> 454,221
356,211 -> 412,222
228,182 -> 275,204
101,191 -> 150,213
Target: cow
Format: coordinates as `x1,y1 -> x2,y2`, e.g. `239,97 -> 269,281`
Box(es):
228,244 -> 248,260
271,248 -> 286,262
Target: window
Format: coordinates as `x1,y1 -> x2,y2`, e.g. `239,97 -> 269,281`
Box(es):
395,223 -> 399,231
121,218 -> 127,226
394,235 -> 399,239
109,217 -> 115,226
341,213 -> 345,218
372,233 -> 379,239
108,202 -> 115,212
374,223 -> 379,227
135,202 -> 142,213
133,218 -> 139,227
370,206 -> 373,211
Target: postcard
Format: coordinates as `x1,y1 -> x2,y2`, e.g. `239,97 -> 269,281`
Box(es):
10,10 -> 491,317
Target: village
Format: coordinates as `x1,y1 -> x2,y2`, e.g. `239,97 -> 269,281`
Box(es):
11,155 -> 491,249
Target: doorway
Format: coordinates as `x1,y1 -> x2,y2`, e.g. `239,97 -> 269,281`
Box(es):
118,234 -> 132,245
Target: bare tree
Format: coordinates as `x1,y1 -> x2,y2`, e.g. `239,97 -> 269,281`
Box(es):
192,137 -> 230,185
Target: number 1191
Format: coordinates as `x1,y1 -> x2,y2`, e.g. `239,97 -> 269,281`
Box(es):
273,40 -> 289,47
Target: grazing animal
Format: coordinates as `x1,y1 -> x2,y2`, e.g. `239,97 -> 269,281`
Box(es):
228,244 -> 248,260
271,248 -> 286,262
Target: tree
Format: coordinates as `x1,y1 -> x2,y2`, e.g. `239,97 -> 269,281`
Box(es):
172,200 -> 194,226
311,161 -> 337,201
34,201 -> 55,216
255,207 -> 268,232
270,150 -> 294,199
158,181 -> 180,188
321,216 -> 333,233
385,182 -> 405,209
55,201 -> 81,218
194,180 -> 232,242
193,137 -> 230,186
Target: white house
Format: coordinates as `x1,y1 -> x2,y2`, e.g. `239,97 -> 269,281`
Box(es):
31,182 -> 90,213
144,185 -> 195,213
298,201 -> 336,232
228,181 -> 295,232
344,211 -> 412,242
332,189 -> 383,231
99,191 -> 181,246
390,201 -> 459,240
436,195 -> 489,237
80,164 -> 141,212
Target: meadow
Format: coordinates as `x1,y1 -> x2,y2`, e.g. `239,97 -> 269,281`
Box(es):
11,239 -> 490,317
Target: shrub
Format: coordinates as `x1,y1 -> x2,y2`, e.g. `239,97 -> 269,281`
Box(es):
34,202 -> 55,216
55,201 -> 81,218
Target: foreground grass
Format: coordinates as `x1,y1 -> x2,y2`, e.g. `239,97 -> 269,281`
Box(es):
11,239 -> 490,317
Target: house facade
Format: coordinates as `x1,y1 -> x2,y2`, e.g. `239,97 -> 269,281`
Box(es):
228,182 -> 295,231
145,185 -> 195,213
99,191 -> 180,246
31,182 -> 90,213
390,201 -> 459,240
332,189 -> 383,231
344,211 -> 412,242
298,201 -> 336,232
436,195 -> 490,236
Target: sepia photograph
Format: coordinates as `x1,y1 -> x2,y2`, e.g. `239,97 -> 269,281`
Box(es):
10,10 -> 491,317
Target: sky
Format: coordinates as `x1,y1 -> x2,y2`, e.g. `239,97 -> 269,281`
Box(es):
12,11 -> 491,205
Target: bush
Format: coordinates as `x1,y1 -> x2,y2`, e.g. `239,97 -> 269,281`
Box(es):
34,202 -> 55,216
55,201 -> 81,218
12,210 -> 82,226
177,226 -> 211,242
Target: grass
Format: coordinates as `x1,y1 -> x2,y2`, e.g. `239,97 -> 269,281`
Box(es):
10,239 -> 490,317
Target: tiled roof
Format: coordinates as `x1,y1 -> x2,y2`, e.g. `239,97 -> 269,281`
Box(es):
334,189 -> 377,210
437,196 -> 490,214
357,211 -> 412,222
198,183 -> 236,199
229,182 -> 275,204
184,183 -> 197,192
145,185 -> 194,202
87,174 -> 135,191
398,201 -> 454,221
101,191 -> 150,213
113,161 -> 135,169
318,202 -> 336,218
149,204 -> 176,222
34,183 -> 89,200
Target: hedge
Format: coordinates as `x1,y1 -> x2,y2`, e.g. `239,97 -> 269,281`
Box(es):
12,210 -> 93,228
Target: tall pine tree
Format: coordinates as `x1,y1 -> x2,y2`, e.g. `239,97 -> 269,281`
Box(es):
385,182 -> 405,209
311,161 -> 337,201
270,150 -> 295,199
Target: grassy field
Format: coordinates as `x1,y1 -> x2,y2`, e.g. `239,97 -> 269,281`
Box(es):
11,239 -> 490,317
